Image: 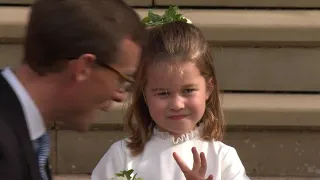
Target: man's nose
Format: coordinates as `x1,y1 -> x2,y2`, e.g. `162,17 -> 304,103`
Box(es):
112,91 -> 128,103
99,100 -> 113,111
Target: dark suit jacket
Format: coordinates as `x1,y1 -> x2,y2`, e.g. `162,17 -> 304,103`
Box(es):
0,74 -> 52,180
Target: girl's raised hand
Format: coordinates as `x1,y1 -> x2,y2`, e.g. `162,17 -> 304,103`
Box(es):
173,147 -> 214,180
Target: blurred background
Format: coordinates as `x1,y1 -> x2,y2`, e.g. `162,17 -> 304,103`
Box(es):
0,0 -> 320,179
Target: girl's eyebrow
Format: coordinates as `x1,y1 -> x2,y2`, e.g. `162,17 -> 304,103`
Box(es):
151,88 -> 168,92
151,84 -> 198,91
181,83 -> 197,88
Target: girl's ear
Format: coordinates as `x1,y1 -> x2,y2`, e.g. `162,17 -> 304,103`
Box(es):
206,77 -> 214,100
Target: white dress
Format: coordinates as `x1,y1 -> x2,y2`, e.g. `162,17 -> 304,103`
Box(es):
91,126 -> 251,180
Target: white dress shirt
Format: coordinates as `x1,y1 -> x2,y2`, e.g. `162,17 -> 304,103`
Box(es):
2,67 -> 46,140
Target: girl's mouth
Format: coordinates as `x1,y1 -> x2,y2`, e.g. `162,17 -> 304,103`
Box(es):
167,115 -> 188,120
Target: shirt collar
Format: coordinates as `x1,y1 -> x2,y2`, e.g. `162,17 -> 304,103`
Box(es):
2,67 -> 46,140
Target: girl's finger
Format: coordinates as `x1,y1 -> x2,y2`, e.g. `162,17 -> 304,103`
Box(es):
191,147 -> 201,171
173,152 -> 191,174
199,152 -> 207,176
206,174 -> 214,180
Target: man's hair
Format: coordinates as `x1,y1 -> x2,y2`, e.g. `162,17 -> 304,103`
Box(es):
23,0 -> 145,75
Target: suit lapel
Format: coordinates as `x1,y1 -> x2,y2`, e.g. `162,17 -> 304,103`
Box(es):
0,75 -> 41,180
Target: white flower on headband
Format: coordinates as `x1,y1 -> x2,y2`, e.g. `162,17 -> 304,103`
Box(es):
141,5 -> 192,27
185,18 -> 192,24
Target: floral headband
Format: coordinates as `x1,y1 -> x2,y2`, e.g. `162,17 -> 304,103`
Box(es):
141,5 -> 192,27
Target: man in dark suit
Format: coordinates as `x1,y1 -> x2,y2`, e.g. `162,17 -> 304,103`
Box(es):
0,0 -> 145,179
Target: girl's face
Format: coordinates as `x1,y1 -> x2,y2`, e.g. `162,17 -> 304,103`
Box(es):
145,61 -> 212,137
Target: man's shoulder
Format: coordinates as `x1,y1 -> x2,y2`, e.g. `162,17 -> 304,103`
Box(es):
0,70 -> 15,99
0,113 -> 12,140
0,112 -> 22,179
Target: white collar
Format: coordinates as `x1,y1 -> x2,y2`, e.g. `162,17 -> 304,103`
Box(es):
153,124 -> 203,145
2,67 -> 46,140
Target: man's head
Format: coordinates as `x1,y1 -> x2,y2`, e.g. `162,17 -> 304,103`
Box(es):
21,0 -> 145,131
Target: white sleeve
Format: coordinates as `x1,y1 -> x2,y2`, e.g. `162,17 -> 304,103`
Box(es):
91,140 -> 126,180
221,147 -> 251,180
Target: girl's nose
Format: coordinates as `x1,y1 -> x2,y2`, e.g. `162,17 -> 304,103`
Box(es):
169,96 -> 185,111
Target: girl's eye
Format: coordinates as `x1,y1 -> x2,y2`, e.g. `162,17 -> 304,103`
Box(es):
182,88 -> 196,94
157,91 -> 169,96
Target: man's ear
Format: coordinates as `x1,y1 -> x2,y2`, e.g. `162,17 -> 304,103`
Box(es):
206,78 -> 214,100
70,53 -> 96,82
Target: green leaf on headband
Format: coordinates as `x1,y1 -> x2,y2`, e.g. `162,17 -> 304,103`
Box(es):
148,10 -> 162,22
142,5 -> 187,26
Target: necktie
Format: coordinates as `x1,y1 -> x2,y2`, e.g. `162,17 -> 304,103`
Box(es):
33,132 -> 50,180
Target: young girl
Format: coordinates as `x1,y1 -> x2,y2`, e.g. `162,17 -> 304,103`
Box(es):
91,15 -> 250,180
